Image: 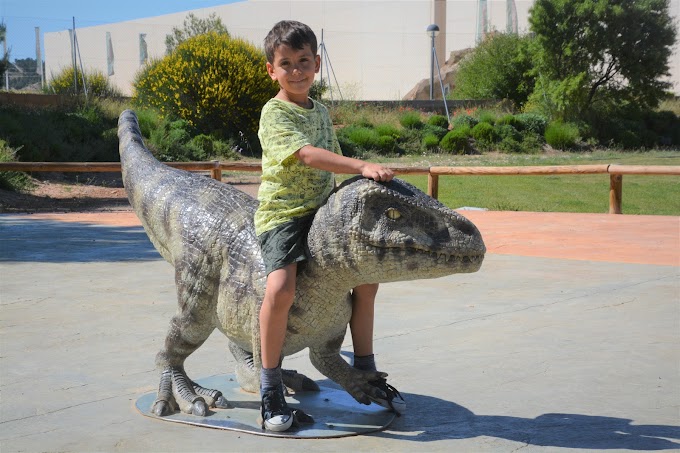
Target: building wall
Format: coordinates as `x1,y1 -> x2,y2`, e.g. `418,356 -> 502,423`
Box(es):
45,0 -> 679,100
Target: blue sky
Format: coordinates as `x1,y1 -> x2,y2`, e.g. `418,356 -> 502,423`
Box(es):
1,0 -> 240,61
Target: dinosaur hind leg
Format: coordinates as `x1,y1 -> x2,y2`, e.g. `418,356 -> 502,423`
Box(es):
228,341 -> 319,394
152,271 -> 229,417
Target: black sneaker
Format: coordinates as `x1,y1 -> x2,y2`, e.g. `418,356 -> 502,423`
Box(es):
259,385 -> 293,432
368,378 -> 406,414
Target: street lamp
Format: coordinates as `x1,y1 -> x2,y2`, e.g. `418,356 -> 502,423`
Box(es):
426,24 -> 440,100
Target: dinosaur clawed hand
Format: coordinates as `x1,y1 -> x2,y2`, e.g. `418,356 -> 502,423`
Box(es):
343,369 -> 389,405
151,367 -> 231,417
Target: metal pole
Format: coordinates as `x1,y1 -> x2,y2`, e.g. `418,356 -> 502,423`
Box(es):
319,29 -> 324,88
2,29 -> 8,90
72,17 -> 77,94
429,32 -> 435,100
35,27 -> 44,89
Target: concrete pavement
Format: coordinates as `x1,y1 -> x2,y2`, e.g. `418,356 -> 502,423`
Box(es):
0,211 -> 678,452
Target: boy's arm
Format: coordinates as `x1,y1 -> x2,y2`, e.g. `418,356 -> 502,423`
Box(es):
295,145 -> 394,182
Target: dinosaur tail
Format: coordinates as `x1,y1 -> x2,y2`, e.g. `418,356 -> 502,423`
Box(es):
117,109 -> 258,266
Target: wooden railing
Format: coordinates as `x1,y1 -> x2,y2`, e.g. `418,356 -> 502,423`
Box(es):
1,161 -> 679,215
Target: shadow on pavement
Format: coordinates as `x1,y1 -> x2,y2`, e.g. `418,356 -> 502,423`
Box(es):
0,217 -> 161,262
317,375 -> 679,450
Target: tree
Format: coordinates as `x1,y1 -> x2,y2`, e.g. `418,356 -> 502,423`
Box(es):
0,22 -> 9,88
136,32 -> 277,141
528,0 -> 677,119
165,13 -> 229,54
9,58 -> 41,90
451,32 -> 536,109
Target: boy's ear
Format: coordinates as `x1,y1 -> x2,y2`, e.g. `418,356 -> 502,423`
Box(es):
314,55 -> 321,74
266,62 -> 277,80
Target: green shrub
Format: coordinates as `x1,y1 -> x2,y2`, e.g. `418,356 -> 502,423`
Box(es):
519,133 -> 544,153
497,136 -> 523,153
643,110 -> 680,145
496,114 -> 522,129
0,103 -> 119,162
495,124 -> 522,142
399,111 -> 424,129
440,127 -> 471,154
309,80 -> 328,100
46,67 -> 123,98
514,113 -> 548,136
427,114 -> 449,129
337,132 -> 361,158
338,125 -> 381,150
376,135 -> 397,154
422,133 -> 440,150
0,140 -> 33,191
476,110 -> 497,125
374,123 -> 401,139
545,121 -> 580,149
134,32 -> 278,143
422,124 -> 449,141
471,122 -> 497,148
135,108 -> 162,139
451,114 -> 478,130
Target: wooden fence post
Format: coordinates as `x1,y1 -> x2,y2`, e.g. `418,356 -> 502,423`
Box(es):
211,161 -> 222,181
609,174 -> 623,214
428,173 -> 439,199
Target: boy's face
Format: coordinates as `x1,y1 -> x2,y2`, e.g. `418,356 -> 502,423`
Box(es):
267,43 -> 320,105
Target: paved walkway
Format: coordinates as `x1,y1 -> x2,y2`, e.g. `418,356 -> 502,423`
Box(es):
1,210 -> 678,452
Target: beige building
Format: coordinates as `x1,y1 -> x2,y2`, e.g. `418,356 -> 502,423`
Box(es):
44,0 -> 679,100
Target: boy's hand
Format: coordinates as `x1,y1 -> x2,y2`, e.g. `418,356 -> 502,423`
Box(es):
361,163 -> 394,182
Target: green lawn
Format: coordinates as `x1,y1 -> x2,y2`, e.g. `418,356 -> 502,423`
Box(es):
386,150 -> 680,216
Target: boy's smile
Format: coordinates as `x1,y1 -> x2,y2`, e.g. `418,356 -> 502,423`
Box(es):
267,43 -> 320,108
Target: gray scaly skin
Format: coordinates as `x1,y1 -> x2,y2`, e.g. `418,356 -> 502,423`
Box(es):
118,110 -> 486,417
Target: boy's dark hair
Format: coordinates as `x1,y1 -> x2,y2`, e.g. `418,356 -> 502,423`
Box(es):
264,20 -> 317,63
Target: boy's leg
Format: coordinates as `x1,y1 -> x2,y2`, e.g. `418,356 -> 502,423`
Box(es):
260,263 -> 297,368
350,283 -> 379,357
350,283 -> 407,414
259,263 -> 297,431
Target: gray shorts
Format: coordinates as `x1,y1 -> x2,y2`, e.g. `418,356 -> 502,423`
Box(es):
258,214 -> 315,275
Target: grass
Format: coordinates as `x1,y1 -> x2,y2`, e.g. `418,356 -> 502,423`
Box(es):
380,150 -> 680,216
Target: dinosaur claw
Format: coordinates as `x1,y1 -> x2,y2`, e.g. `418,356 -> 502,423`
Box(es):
152,401 -> 171,417
191,399 -> 208,416
214,395 -> 231,409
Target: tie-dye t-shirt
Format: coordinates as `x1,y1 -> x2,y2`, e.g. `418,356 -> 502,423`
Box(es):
254,98 -> 342,236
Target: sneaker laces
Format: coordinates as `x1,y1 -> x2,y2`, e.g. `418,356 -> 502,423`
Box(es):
261,385 -> 291,421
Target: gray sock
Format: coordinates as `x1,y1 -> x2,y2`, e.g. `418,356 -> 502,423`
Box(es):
353,354 -> 376,372
260,366 -> 282,392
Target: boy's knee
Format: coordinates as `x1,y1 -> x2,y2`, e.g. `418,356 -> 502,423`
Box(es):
265,287 -> 296,311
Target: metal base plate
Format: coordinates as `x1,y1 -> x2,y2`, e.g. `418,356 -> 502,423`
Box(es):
135,374 -> 397,438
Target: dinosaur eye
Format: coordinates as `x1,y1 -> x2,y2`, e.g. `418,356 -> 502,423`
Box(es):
385,208 -> 402,220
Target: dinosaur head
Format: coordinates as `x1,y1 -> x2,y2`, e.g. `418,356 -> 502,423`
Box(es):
306,176 -> 485,285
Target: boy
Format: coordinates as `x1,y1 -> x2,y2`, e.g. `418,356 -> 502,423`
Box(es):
256,20 -> 405,432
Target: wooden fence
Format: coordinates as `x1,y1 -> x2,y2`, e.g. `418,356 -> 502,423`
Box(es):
1,161 -> 679,215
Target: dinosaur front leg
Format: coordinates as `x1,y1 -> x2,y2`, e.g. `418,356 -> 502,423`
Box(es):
309,332 -> 386,405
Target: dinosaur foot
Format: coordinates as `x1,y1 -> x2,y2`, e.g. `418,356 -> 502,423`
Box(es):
151,367 -> 230,417
282,368 -> 320,393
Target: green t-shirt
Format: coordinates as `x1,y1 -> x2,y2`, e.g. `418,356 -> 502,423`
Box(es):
254,98 -> 342,236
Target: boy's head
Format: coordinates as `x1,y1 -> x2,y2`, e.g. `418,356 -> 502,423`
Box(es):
264,20 -> 318,64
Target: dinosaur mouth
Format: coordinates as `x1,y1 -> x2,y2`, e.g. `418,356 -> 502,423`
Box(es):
431,252 -> 484,267
369,245 -> 485,272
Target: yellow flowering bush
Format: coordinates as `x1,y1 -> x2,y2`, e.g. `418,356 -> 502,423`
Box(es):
133,32 -> 277,141
46,67 -> 123,98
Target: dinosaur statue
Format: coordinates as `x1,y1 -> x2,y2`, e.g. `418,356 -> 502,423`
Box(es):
117,109 -> 486,417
